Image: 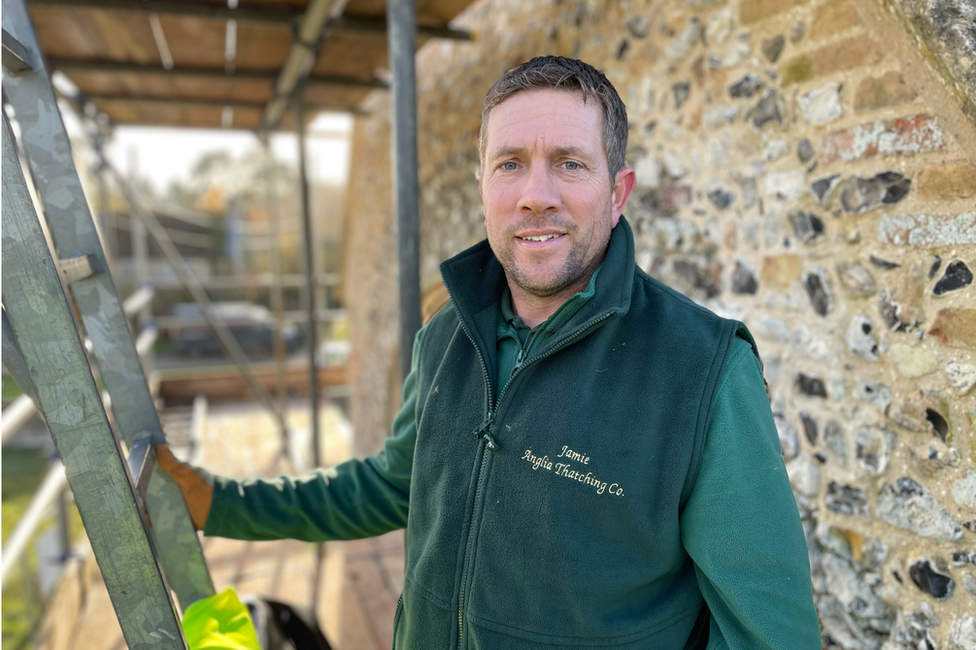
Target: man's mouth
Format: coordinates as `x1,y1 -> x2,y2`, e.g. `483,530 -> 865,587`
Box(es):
518,234 -> 562,242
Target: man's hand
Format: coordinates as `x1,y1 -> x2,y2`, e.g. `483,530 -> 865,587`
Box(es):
156,445 -> 213,531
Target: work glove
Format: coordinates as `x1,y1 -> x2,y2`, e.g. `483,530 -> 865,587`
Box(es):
156,445 -> 214,531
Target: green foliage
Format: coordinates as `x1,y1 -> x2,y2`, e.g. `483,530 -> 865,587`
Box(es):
1,377 -> 24,401
2,449 -> 49,544
2,449 -> 84,650
2,448 -> 49,650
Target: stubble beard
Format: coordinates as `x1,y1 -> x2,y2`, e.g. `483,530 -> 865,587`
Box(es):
495,221 -> 609,299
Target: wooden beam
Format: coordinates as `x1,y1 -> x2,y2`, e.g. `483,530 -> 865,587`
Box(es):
49,58 -> 389,89
85,93 -> 364,113
158,362 -> 348,401
86,93 -> 268,110
28,0 -> 473,39
330,15 -> 471,40
30,0 -> 299,24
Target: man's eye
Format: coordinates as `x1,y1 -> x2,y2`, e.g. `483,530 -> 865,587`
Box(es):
502,162 -> 518,171
563,161 -> 580,170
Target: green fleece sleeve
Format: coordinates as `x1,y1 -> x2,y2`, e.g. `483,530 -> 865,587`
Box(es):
680,337 -> 821,649
203,330 -> 424,542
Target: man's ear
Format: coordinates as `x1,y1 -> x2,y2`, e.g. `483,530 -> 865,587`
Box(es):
610,167 -> 637,227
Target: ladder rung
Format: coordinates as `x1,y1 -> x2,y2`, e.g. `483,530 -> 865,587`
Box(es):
58,254 -> 95,284
126,431 -> 156,499
1,28 -> 33,73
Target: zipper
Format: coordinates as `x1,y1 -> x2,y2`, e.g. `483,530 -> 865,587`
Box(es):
392,593 -> 404,648
450,304 -> 615,649
513,348 -> 527,376
496,310 -> 617,407
456,436 -> 490,647
449,307 -> 495,649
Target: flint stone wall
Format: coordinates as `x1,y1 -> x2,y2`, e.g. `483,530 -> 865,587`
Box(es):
342,0 -> 976,646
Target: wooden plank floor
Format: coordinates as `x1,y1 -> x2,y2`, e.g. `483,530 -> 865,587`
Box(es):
37,399 -> 404,650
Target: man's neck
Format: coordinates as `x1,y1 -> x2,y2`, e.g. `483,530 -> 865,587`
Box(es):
508,274 -> 593,329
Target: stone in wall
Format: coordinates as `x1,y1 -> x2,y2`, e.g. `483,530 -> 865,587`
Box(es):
933,260 -> 973,295
877,478 -> 963,542
824,421 -> 848,466
946,362 -> 976,395
747,89 -> 785,129
804,267 -> 833,316
837,262 -> 877,297
840,173 -> 911,215
953,470 -> 976,511
800,82 -> 843,126
789,210 -> 825,243
731,258 -> 758,294
826,481 -> 867,516
854,426 -> 893,475
949,614 -> 976,650
888,343 -> 939,378
811,173 -> 843,206
846,315 -> 879,360
761,34 -> 784,62
909,558 -> 954,600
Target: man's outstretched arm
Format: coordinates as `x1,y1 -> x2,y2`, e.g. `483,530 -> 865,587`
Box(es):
680,336 -> 821,649
159,329 -> 424,542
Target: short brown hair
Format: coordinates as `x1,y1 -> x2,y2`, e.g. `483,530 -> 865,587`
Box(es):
480,56 -> 628,179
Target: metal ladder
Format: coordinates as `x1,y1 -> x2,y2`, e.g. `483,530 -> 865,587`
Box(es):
2,0 -> 215,646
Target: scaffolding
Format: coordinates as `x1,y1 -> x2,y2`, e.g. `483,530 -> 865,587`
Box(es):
2,0 -> 475,642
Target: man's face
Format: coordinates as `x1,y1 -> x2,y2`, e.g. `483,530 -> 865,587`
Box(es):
479,89 -> 634,301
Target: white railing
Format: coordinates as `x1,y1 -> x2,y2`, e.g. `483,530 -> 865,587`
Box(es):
1,394 -> 36,444
0,464 -> 67,588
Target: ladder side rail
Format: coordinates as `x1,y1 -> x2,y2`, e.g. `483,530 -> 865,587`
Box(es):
2,0 -> 162,451
2,305 -> 39,403
1,0 -> 215,608
2,114 -> 188,650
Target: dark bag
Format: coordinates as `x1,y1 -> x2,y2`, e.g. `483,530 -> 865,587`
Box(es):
243,596 -> 333,650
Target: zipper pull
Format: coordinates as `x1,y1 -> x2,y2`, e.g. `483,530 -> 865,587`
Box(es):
473,410 -> 495,439
514,348 -> 526,373
483,431 -> 500,452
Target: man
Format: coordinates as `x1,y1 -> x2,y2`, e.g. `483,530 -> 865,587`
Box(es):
160,56 -> 821,649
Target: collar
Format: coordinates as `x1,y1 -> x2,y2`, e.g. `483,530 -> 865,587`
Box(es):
440,216 -> 636,389
498,266 -> 601,339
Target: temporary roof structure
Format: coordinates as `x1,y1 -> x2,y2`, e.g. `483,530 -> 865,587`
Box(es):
26,0 -> 472,129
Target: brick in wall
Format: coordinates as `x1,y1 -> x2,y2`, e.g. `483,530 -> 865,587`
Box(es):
781,37 -> 878,85
808,0 -> 860,41
875,212 -> 976,246
820,114 -> 944,163
916,161 -> 976,200
854,72 -> 917,113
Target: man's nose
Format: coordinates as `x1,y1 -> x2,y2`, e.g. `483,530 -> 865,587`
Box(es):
517,164 -> 561,214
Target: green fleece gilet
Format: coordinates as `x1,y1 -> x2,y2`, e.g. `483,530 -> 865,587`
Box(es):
205,217 -> 819,649
396,216 -> 741,648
